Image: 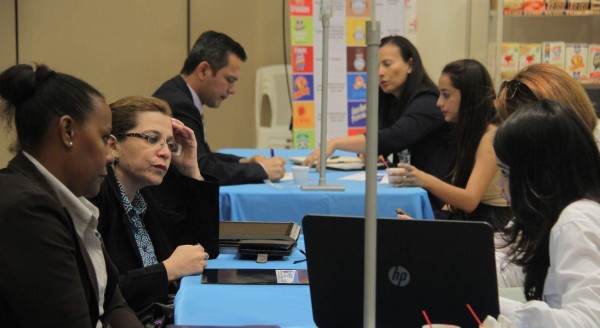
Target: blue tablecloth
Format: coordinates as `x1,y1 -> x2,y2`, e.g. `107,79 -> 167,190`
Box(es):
218,149 -> 434,223
174,238 -> 316,327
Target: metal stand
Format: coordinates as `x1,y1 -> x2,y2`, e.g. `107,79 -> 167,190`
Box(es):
301,0 -> 344,192
363,5 -> 381,327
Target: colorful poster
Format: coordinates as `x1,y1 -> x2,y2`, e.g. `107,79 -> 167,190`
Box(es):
290,0 -> 313,16
347,73 -> 367,100
290,17 -> 314,46
292,74 -> 314,101
292,46 -> 314,73
290,0 -> 408,148
347,101 -> 367,128
345,18 -> 369,47
293,102 -> 316,129
346,47 -> 367,72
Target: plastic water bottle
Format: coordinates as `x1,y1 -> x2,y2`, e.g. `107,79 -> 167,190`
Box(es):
398,149 -> 411,164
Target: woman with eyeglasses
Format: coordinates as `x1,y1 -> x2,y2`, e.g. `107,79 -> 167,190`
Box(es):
89,96 -> 219,319
494,100 -> 600,326
495,63 -> 598,137
0,64 -> 142,327
393,59 -> 511,230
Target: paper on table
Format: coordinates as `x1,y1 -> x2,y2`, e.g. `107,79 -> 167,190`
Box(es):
280,172 -> 293,181
262,173 -> 296,189
326,162 -> 365,171
339,172 -> 367,181
339,172 -> 386,182
289,156 -> 362,165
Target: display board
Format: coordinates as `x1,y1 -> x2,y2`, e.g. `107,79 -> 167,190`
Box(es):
290,0 -> 417,149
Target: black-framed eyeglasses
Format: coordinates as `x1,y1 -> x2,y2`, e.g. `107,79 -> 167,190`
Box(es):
117,132 -> 182,155
498,79 -> 537,101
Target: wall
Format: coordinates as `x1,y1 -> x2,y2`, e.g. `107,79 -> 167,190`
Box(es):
0,0 -> 16,166
0,0 -> 488,166
189,0 -> 288,151
17,1 -> 187,99
417,0 -> 490,81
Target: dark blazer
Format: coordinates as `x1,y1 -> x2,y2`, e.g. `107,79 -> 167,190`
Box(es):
378,88 -> 455,210
89,166 -> 219,312
153,75 -> 268,185
0,152 -> 141,328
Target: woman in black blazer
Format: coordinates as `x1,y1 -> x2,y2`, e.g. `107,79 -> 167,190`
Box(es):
89,96 -> 219,314
0,64 -> 142,327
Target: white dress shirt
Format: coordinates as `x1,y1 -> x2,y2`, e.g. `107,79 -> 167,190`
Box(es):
498,199 -> 600,327
186,81 -> 206,138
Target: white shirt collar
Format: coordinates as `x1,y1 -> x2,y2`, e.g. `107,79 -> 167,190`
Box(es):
185,80 -> 203,113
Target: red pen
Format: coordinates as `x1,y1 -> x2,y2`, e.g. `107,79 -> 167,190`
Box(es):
378,155 -> 390,169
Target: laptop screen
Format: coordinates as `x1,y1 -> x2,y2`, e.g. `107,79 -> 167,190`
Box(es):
303,215 -> 499,328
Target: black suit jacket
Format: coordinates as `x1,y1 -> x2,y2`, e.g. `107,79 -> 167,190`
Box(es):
378,88 -> 455,210
153,75 -> 268,185
90,166 -> 220,312
0,152 -> 141,327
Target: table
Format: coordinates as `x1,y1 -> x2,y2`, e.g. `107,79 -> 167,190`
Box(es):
218,149 -> 434,224
174,238 -> 316,327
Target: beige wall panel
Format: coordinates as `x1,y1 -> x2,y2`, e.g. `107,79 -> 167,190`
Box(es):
190,0 -> 287,150
416,0 -> 469,80
0,0 -> 17,166
0,1 -> 16,71
417,0 -> 493,83
18,0 -> 187,103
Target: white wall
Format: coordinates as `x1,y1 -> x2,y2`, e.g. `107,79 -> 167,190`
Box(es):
416,0 -> 491,81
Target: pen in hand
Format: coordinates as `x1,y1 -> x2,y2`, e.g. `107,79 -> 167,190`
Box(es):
378,155 -> 390,169
270,148 -> 275,158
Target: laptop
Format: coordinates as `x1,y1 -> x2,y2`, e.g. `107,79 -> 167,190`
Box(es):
302,215 -> 499,328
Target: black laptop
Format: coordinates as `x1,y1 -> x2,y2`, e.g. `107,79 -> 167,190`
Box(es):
302,215 -> 499,328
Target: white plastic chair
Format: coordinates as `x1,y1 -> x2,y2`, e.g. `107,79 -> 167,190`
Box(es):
255,64 -> 293,149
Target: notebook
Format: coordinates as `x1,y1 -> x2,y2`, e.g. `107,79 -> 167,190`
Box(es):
288,156 -> 384,170
302,215 -> 499,328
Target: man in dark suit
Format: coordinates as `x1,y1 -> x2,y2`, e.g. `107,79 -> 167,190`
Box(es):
153,30 -> 286,185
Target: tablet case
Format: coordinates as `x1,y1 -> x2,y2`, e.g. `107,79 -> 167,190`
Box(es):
219,221 -> 301,258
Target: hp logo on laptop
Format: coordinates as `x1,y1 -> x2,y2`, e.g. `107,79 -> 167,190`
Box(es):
388,266 -> 410,287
